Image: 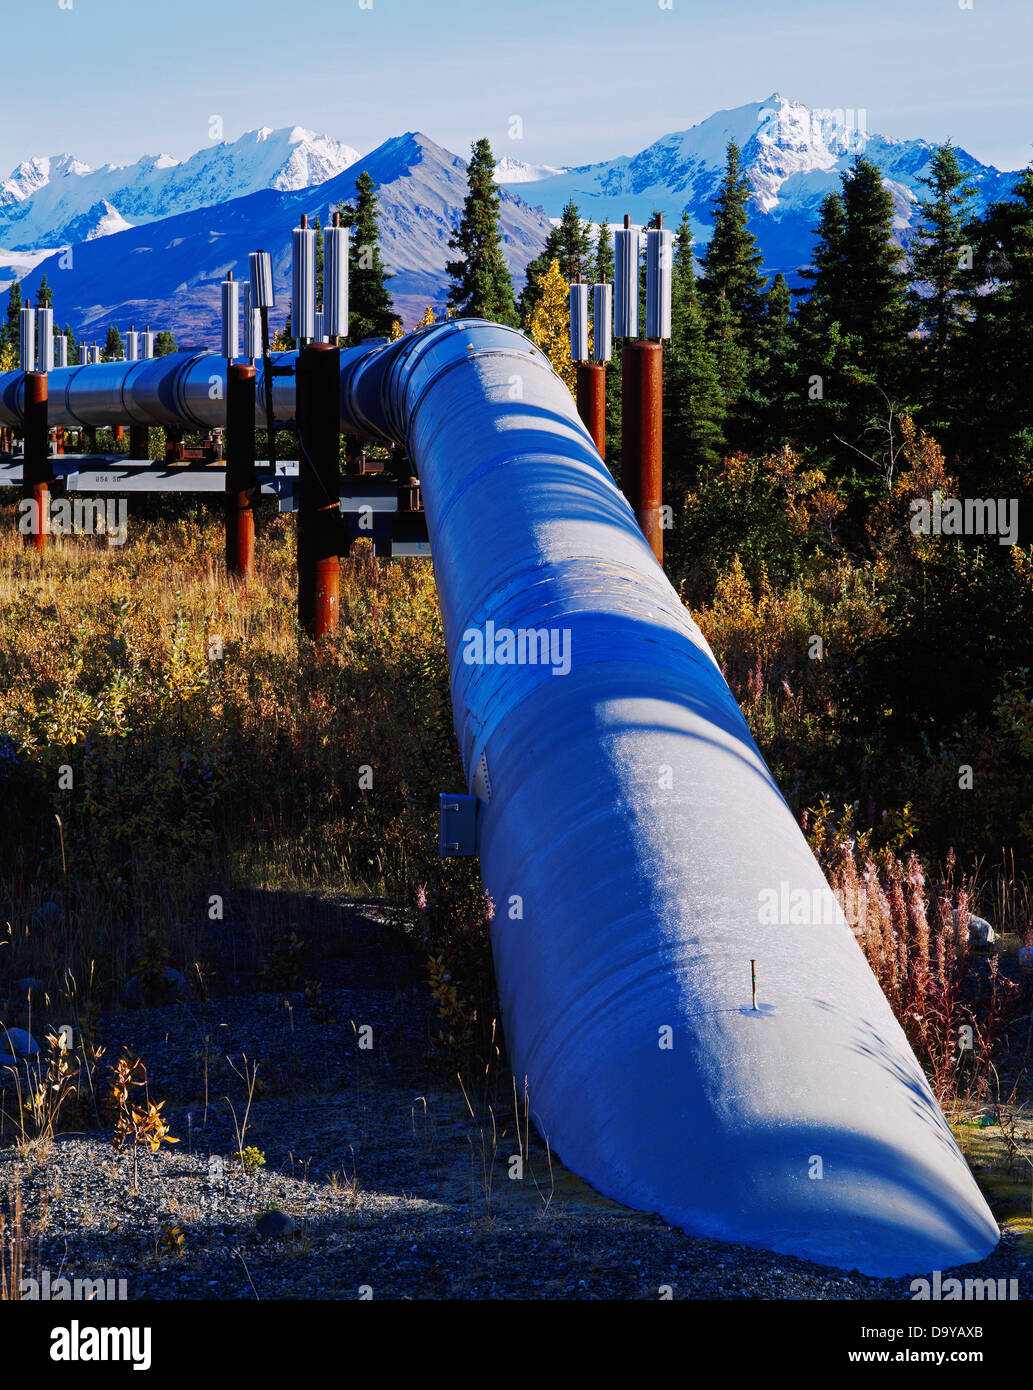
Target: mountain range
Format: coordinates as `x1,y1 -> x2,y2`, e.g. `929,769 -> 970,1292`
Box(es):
5,96 -> 1027,344
13,132 -> 552,342
0,127 -> 359,251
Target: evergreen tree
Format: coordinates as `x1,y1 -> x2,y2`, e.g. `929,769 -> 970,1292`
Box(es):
666,211 -> 725,477
62,322 -> 78,359
750,272 -> 796,450
553,200 -> 593,281
154,330 -> 177,357
957,165 -> 1033,484
793,160 -> 914,489
35,274 -> 53,307
446,138 -> 517,325
527,258 -> 574,391
519,202 -> 594,326
698,140 -> 768,355
907,141 -> 976,421
594,221 -> 614,284
102,324 -> 124,362
838,155 -> 912,374
3,281 -> 22,357
793,191 -> 847,342
336,172 -> 395,344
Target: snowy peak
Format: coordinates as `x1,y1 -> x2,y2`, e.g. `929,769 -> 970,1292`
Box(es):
61,200 -> 135,243
512,94 -> 1020,272
0,153 -> 91,208
0,126 -> 360,249
495,156 -> 568,184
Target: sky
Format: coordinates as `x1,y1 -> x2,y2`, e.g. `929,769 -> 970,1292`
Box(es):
1,0 -> 1031,176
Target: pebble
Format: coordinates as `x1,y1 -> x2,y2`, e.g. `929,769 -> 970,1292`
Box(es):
1,1026 -> 40,1056
255,1209 -> 296,1239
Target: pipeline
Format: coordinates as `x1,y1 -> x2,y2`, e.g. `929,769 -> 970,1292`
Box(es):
0,322 -> 1000,1274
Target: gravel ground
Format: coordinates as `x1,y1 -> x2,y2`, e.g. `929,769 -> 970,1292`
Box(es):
2,899 -> 1031,1301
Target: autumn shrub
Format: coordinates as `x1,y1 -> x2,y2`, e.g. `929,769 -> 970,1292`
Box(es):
0,510 -> 497,1047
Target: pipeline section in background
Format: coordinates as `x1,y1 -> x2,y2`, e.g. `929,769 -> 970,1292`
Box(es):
0,323 -> 1000,1275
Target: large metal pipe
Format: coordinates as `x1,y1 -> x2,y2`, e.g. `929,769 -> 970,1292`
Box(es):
0,323 -> 1001,1274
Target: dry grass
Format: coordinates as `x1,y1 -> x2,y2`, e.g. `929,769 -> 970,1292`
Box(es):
0,502 -> 487,1065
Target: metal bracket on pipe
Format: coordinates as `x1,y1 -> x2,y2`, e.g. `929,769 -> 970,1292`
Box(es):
438,793 -> 479,857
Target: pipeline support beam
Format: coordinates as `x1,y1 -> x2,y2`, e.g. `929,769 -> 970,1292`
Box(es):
296,345 -> 341,637
226,364 -> 258,580
21,373 -> 49,553
575,362 -> 606,460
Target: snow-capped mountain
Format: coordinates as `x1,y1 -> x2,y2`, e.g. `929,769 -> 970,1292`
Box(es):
0,127 -> 360,251
513,94 -> 1022,274
494,156 -> 568,184
18,132 -> 553,341
1,153 -> 92,206
7,96 -> 1028,339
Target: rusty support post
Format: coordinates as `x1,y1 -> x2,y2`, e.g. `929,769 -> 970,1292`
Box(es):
620,339 -> 663,564
22,372 -> 49,553
296,344 -> 341,637
225,364 -> 257,580
576,362 -> 606,459
128,425 -> 150,460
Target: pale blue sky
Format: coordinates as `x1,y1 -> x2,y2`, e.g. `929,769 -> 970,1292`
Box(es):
2,0 -> 1031,174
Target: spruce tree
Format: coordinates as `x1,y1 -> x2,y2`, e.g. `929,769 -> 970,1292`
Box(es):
154,330 -> 177,357
957,165 -> 1033,485
102,325 -> 124,362
336,172 -> 395,345
751,272 -> 796,450
446,138 -> 517,325
794,161 -> 915,489
792,192 -> 849,450
4,281 -> 22,358
594,221 -> 614,284
838,155 -> 912,376
907,141 -> 976,420
666,211 -> 725,477
520,202 -> 594,326
35,274 -> 53,307
553,200 -> 593,281
698,140 -> 768,355
794,191 -> 847,343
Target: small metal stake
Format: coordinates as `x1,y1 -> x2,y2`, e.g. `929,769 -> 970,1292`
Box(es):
751,959 -> 758,1011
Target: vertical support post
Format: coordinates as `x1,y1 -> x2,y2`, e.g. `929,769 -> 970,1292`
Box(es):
621,339 -> 663,564
128,425 -> 150,460
296,344 -> 341,637
225,363 -> 257,581
576,362 -> 606,459
54,426 -> 64,456
22,372 -> 49,553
